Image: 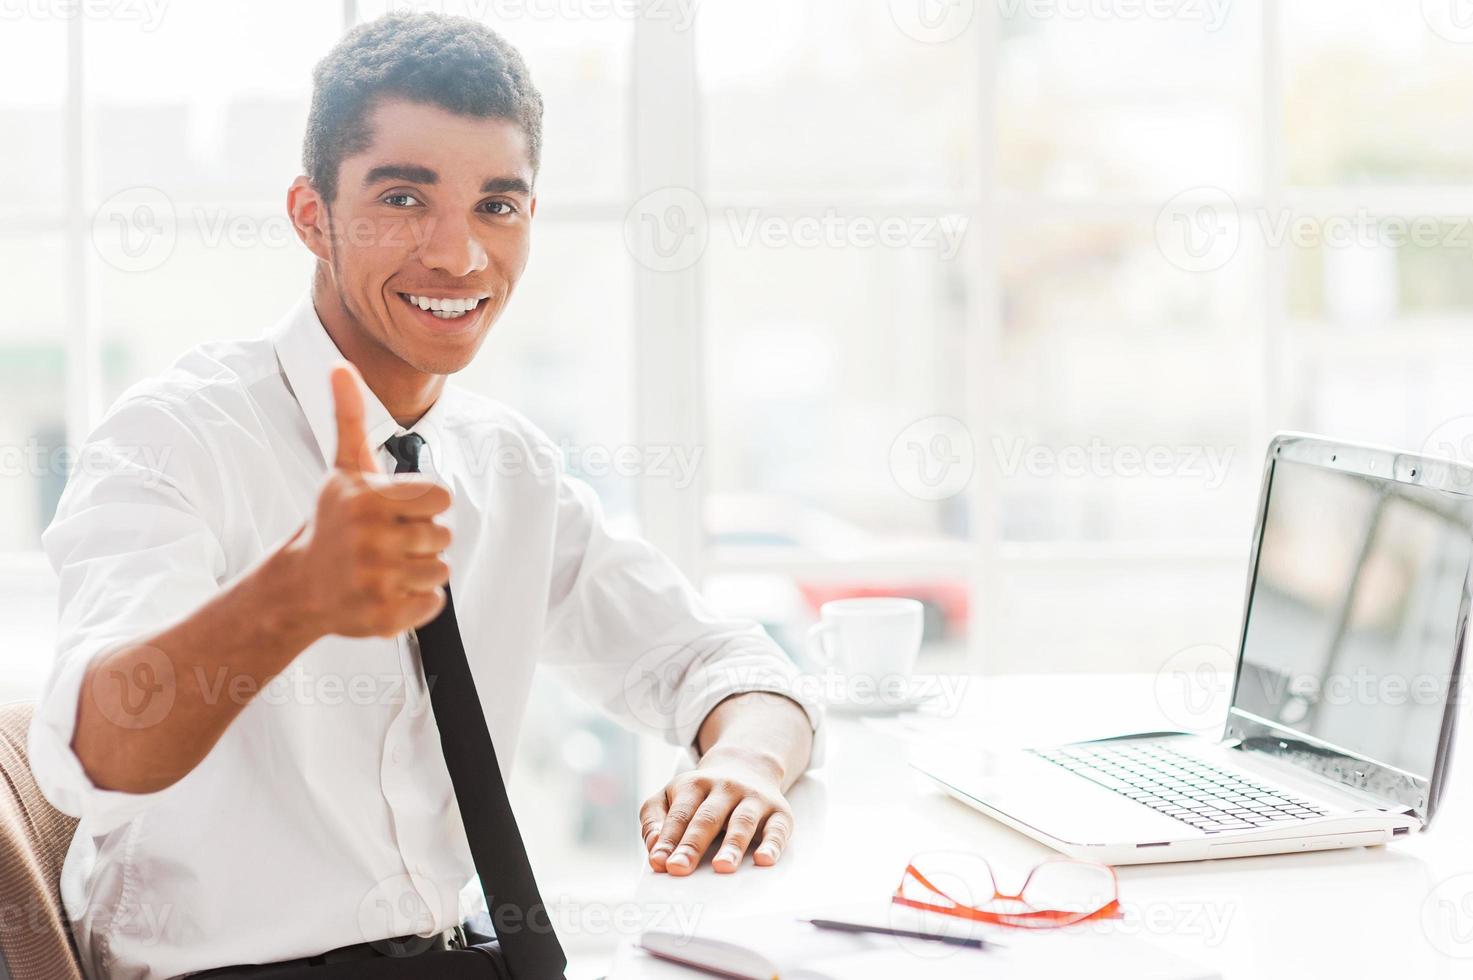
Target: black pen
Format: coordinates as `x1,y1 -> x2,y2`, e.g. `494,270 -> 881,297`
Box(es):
800,918 -> 997,949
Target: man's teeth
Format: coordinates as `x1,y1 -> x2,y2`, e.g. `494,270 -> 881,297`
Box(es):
401,294 -> 484,319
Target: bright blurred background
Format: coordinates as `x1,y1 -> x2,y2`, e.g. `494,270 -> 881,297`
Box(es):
4,0 -> 1473,970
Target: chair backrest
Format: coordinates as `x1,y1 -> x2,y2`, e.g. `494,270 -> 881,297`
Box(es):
0,702 -> 83,980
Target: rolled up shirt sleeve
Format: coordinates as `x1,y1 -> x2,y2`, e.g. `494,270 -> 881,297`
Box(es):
539,468 -> 825,769
29,395 -> 229,834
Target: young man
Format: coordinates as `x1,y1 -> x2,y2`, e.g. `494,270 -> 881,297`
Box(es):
29,13 -> 820,980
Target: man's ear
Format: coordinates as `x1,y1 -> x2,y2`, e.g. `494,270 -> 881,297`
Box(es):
529,194 -> 538,219
287,176 -> 332,263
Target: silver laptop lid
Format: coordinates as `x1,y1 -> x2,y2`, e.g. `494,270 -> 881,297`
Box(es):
1224,433 -> 1473,827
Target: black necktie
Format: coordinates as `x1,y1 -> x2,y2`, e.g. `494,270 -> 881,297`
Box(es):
384,432 -> 567,980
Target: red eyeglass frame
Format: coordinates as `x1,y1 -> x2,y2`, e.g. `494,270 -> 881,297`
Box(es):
892,856 -> 1123,929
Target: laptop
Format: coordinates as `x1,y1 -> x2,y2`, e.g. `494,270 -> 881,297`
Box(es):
913,433 -> 1473,864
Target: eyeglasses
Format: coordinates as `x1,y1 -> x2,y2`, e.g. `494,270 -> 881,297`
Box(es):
893,851 -> 1121,929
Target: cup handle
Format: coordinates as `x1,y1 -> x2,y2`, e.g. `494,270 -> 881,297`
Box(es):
806,621 -> 837,670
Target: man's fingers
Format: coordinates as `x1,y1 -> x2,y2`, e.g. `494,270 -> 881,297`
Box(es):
667,793 -> 738,876
395,555 -> 451,592
639,793 -> 668,855
712,798 -> 767,873
753,808 -> 793,866
329,362 -> 380,475
399,588 -> 446,630
394,518 -> 453,557
360,476 -> 453,517
650,788 -> 705,872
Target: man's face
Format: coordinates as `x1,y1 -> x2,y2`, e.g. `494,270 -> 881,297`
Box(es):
321,97 -> 536,376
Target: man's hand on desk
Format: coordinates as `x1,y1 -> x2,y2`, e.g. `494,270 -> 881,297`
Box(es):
640,691 -> 814,876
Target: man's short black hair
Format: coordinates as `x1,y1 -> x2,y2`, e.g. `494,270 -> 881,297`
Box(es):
303,11 -> 543,204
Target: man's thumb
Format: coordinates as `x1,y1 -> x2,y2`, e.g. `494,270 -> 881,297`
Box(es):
329,362 -> 380,474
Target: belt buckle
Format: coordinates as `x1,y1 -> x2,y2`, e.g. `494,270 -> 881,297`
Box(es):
373,929 -> 449,958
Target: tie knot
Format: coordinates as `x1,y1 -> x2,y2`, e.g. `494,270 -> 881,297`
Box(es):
383,432 -> 426,474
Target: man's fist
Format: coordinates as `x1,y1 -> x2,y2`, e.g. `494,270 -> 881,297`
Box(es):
283,361 -> 452,638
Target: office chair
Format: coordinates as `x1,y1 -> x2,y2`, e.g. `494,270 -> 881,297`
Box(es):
0,702 -> 83,980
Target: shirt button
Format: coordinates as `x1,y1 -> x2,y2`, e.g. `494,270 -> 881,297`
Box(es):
391,748 -> 403,764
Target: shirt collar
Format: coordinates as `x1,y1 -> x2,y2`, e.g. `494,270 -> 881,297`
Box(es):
270,293 -> 452,472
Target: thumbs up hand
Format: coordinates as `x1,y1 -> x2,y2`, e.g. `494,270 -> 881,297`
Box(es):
283,361 -> 453,638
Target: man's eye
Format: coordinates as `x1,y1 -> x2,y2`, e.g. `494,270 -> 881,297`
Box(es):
481,201 -> 517,216
383,193 -> 421,207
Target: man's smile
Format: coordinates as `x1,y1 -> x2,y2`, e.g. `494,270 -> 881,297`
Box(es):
393,290 -> 491,331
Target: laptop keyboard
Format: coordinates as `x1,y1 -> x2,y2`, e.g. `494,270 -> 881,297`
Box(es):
1032,742 -> 1329,835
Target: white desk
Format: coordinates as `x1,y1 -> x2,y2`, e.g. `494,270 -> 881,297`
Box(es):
607,673 -> 1473,979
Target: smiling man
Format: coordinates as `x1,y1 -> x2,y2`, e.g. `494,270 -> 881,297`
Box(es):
29,12 -> 821,980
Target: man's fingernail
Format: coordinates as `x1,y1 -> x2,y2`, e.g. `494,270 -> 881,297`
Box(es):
667,851 -> 690,867
651,845 -> 670,859
718,849 -> 738,865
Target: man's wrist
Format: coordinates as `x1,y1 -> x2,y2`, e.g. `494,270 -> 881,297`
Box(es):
254,538 -> 329,654
698,742 -> 788,786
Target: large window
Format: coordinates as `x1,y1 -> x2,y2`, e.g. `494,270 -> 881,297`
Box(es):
5,0 -> 1473,972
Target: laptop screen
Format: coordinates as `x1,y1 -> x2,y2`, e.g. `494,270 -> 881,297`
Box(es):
1232,457 -> 1473,781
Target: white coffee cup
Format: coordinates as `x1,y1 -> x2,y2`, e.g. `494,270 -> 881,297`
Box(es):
805,597 -> 924,685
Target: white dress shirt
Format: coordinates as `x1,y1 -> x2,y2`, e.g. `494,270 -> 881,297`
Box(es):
28,295 -> 823,980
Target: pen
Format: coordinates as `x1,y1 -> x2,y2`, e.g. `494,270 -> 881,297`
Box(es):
800,918 -> 997,949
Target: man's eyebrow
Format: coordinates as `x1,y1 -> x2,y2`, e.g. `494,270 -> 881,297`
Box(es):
362,164 -> 438,187
481,176 -> 533,196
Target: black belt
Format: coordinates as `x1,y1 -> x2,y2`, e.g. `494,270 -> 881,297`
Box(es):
190,925 -> 489,978
311,924 -> 470,963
